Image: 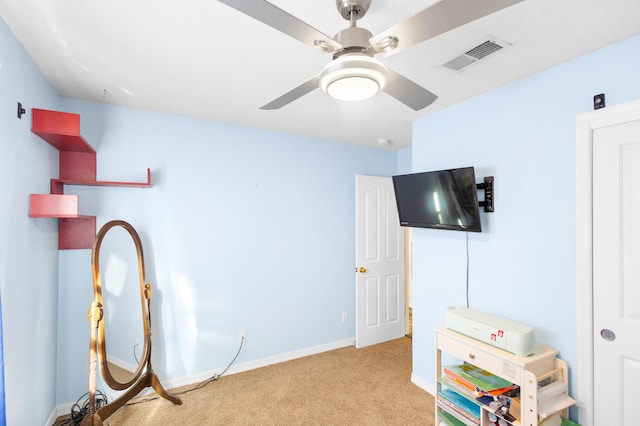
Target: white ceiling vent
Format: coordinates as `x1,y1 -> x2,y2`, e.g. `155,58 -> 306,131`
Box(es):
442,38 -> 511,72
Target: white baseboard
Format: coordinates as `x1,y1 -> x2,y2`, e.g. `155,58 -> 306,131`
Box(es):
48,337 -> 355,424
46,409 -> 59,426
163,337 -> 354,390
411,372 -> 436,396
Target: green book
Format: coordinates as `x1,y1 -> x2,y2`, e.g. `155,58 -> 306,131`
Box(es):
444,363 -> 515,392
439,409 -> 469,426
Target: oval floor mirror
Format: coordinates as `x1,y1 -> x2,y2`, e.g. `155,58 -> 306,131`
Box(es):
82,220 -> 181,425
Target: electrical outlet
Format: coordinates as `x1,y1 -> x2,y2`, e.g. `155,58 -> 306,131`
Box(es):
342,312 -> 348,323
238,330 -> 246,343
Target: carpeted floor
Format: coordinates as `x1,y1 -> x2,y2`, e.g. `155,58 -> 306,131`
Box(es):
74,337 -> 435,425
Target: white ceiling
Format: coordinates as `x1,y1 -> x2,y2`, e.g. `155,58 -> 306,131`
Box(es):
1,0 -> 639,149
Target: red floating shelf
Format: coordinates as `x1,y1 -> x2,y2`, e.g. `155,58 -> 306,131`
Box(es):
31,108 -> 95,153
51,168 -> 152,188
29,108 -> 152,249
29,194 -> 79,218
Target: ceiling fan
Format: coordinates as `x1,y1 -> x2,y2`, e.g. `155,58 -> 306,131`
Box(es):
217,0 -> 524,111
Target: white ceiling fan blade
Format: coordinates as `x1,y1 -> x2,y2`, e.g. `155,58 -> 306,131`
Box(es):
217,0 -> 342,53
260,76 -> 320,110
370,0 -> 525,57
383,68 -> 438,111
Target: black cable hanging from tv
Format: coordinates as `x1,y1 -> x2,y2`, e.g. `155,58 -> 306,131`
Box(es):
465,232 -> 470,308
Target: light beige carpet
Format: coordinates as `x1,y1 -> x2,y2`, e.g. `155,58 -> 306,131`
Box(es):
71,337 -> 435,425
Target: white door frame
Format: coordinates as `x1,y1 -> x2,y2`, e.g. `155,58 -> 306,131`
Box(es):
576,98 -> 640,426
404,227 -> 412,336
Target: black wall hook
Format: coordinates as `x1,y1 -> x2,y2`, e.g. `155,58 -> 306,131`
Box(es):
17,102 -> 26,119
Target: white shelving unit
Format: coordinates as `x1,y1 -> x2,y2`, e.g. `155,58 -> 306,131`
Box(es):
435,327 -> 576,426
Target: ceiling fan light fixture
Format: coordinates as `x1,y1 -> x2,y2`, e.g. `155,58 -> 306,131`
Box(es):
326,76 -> 379,101
319,54 -> 387,102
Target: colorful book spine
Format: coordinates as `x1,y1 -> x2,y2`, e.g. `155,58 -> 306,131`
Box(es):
444,363 -> 518,396
438,388 -> 481,420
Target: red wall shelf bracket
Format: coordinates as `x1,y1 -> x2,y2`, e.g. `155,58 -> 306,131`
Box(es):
29,108 -> 151,250
59,217 -> 96,250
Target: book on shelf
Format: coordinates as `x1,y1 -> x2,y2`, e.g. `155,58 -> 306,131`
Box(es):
438,376 -> 495,406
436,400 -> 479,426
444,363 -> 518,396
438,388 -> 481,423
439,408 -> 471,426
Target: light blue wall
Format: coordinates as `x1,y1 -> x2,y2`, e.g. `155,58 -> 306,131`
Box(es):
4,8 -> 640,422
397,147 -> 412,175
410,35 -> 640,419
1,16 -> 400,420
54,99 -> 399,403
0,18 -> 62,426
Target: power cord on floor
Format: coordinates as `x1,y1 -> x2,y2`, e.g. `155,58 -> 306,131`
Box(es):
126,335 -> 245,406
52,390 -> 110,426
53,336 -> 245,424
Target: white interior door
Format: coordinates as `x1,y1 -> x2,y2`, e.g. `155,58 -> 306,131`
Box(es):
592,118 -> 640,426
355,175 -> 404,348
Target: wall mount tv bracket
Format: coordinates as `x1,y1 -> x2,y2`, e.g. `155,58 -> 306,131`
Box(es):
477,176 -> 494,212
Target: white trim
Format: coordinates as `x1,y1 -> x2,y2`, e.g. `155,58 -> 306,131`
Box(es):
163,337 -> 355,390
47,338 -> 355,424
410,372 -> 436,397
575,98 -> 640,426
45,409 -> 59,426
106,355 -> 138,375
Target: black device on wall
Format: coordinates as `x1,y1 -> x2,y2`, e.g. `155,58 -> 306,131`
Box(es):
477,176 -> 494,213
392,166 -> 487,232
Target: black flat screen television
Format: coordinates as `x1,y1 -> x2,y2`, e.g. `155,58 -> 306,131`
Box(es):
392,167 -> 482,232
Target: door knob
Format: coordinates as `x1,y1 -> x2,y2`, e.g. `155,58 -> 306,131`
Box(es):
600,329 -> 616,341
358,267 -> 367,273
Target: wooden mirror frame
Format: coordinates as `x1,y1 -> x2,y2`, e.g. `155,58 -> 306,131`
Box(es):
82,220 -> 181,425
